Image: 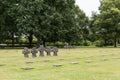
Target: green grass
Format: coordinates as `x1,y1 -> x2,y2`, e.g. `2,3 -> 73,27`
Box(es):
0,48 -> 120,80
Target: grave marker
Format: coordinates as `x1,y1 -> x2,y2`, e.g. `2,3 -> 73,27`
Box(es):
45,47 -> 51,56
38,45 -> 45,57
22,47 -> 30,58
52,47 -> 58,56
31,47 -> 38,58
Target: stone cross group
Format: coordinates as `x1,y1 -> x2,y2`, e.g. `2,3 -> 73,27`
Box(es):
22,46 -> 58,58
63,45 -> 75,49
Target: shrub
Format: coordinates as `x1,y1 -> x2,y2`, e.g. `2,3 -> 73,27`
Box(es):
94,40 -> 104,47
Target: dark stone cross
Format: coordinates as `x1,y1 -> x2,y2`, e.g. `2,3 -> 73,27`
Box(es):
31,47 -> 38,58
38,45 -> 45,57
45,47 -> 51,56
22,47 -> 30,58
52,47 -> 58,56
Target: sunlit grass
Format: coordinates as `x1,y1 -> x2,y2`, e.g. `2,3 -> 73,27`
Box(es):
0,48 -> 120,80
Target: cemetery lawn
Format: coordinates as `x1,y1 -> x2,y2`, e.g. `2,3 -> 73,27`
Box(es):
0,48 -> 120,80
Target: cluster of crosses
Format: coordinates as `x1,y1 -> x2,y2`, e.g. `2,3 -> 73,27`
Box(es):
63,45 -> 75,49
22,45 -> 58,58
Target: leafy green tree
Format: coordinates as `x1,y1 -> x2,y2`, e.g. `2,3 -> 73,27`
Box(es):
35,0 -> 84,46
0,0 -> 90,47
90,12 -> 110,46
16,0 -> 43,47
34,1 -> 63,46
58,0 -> 82,44
0,0 -> 6,43
74,6 -> 89,45
90,0 -> 120,47
98,0 -> 120,47
0,0 -> 19,46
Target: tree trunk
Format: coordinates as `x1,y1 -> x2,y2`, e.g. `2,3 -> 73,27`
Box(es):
104,39 -> 107,46
37,38 -> 41,47
28,33 -> 33,48
114,35 -> 118,48
43,40 -> 46,47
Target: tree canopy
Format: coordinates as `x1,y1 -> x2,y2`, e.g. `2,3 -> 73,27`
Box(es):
1,0 -> 120,47
0,0 -> 89,47
90,0 -> 120,47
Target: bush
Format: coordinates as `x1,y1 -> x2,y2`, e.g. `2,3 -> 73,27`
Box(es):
83,40 -> 92,46
54,41 -> 68,48
94,40 -> 104,47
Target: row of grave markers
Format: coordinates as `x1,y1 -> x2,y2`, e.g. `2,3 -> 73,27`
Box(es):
1,55 -> 120,70
22,45 -> 58,58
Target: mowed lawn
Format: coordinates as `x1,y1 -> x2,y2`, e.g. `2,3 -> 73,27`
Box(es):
0,48 -> 120,80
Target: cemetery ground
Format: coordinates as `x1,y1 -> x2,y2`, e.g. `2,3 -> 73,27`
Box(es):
0,48 -> 120,80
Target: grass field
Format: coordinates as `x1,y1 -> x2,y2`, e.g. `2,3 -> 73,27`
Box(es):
0,48 -> 120,80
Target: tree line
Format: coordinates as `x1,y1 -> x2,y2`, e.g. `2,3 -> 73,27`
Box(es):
90,0 -> 120,47
0,0 -> 120,47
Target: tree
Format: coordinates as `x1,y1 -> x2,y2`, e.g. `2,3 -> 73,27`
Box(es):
34,0 -> 63,46
74,6 -> 89,45
0,0 -> 19,46
98,0 -> 120,47
16,0 -> 43,47
90,12 -> 112,46
0,0 -> 90,47
58,0 -> 83,44
35,0 -> 84,46
0,0 -> 6,43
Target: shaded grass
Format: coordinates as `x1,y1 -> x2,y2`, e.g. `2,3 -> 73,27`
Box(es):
0,48 -> 120,80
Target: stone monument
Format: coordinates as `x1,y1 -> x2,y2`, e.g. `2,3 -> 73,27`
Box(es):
52,47 -> 58,56
45,47 -> 51,56
38,45 -> 45,57
22,47 -> 30,58
31,47 -> 38,58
